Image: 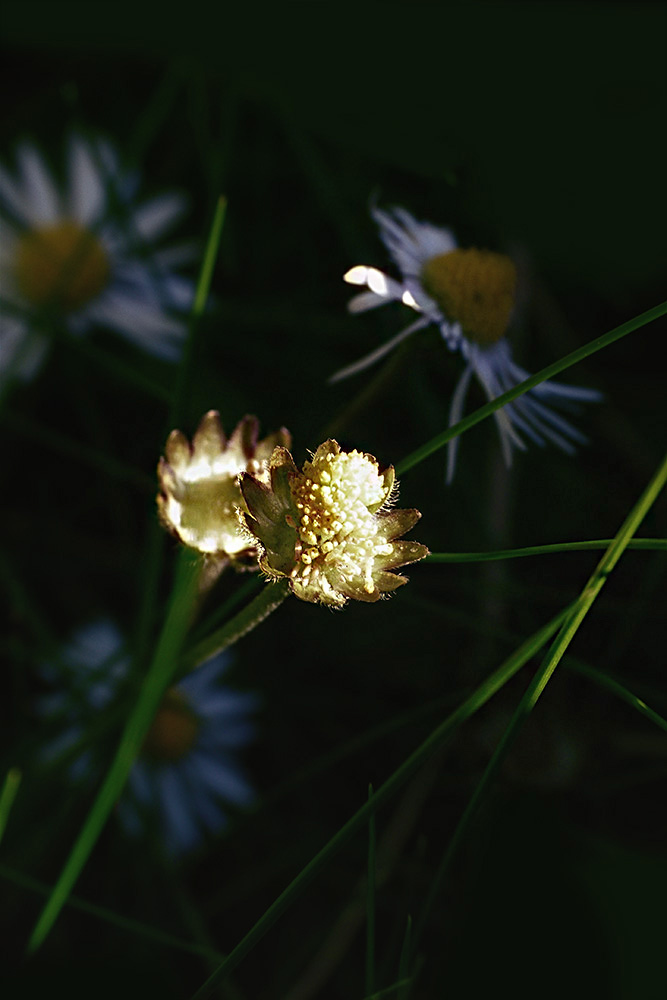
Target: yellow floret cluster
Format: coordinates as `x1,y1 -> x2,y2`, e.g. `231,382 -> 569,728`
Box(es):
290,448 -> 395,605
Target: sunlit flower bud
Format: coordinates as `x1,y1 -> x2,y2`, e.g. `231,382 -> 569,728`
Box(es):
157,411 -> 291,568
240,439 -> 428,607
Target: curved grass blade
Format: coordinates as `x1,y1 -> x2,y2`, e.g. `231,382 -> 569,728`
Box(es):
189,605 -> 572,998
366,783 -> 376,998
27,550 -> 202,954
426,538 -> 666,563
413,447 -> 667,954
172,194 -> 227,426
567,661 -> 667,734
0,768 -> 21,847
132,194 -> 227,672
396,300 -> 667,476
0,862 -> 224,961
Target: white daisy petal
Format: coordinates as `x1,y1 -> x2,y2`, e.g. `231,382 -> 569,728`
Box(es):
342,203 -> 600,478
67,136 -> 106,225
0,315 -> 49,386
0,134 -> 194,375
0,218 -> 18,265
188,752 -> 255,807
16,144 -> 61,224
86,292 -> 186,359
38,620 -> 257,856
191,794 -> 227,835
0,161 -> 33,223
132,193 -> 187,241
156,767 -> 201,854
446,364 -> 475,484
347,290 -> 389,314
330,315 -> 429,383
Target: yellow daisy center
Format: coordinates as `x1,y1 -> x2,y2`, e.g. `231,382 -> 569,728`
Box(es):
291,448 -> 393,600
142,689 -> 200,763
15,220 -> 110,312
420,248 -> 516,345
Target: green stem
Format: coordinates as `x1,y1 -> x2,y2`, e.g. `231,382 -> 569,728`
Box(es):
27,551 -> 202,954
189,604 -> 571,998
1,862 -> 224,962
396,299 -> 667,476
426,538 -> 666,563
366,784 -> 376,998
182,580 -> 290,670
172,195 -> 227,426
0,768 -> 21,847
413,447 -> 667,954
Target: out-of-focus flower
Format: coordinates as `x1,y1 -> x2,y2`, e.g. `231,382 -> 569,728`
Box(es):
157,411 -> 291,569
37,620 -> 257,856
0,134 -> 195,385
240,439 -> 428,608
336,206 -> 601,481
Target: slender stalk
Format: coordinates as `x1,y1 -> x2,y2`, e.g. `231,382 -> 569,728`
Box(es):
0,769 -> 21,847
412,448 -> 667,954
182,580 -> 290,670
1,862 -> 224,961
396,300 -> 667,476
189,605 -> 571,998
172,195 -> 227,426
27,551 -> 202,954
365,784 -> 376,998
426,538 -> 667,563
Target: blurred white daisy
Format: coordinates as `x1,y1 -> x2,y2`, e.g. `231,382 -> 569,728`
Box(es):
37,620 -> 257,856
336,206 -> 601,481
0,134 -> 195,387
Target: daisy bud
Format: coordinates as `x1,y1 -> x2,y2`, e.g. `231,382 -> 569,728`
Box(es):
157,411 -> 291,567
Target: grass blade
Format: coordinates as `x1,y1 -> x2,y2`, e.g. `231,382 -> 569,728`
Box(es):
426,538 -> 666,563
189,604 -> 572,998
1,862 -> 224,961
0,768 -> 21,847
396,300 -> 667,475
413,447 -> 667,953
397,914 -> 413,1000
366,783 -> 376,998
567,661 -> 667,734
26,550 -> 202,954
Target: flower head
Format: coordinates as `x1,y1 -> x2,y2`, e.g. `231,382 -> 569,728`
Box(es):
37,620 -> 257,856
0,134 -> 195,386
157,410 -> 291,567
336,206 -> 601,481
240,439 -> 428,607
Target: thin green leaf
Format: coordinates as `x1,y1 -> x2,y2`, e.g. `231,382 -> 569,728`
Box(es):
567,661 -> 667,734
132,194 -> 228,671
426,538 -> 666,562
396,300 -> 667,475
413,447 -> 667,954
397,914 -> 413,1000
360,977 -> 414,1000
0,862 -> 223,961
27,550 -> 202,954
182,580 -> 290,671
366,783 -> 376,998
172,194 -> 227,426
189,604 -> 572,998
0,768 -> 21,847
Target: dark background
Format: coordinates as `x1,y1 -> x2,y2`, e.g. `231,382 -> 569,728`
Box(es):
1,3 -> 666,998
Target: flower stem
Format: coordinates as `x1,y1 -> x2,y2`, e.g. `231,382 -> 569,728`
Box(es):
425,537 -> 667,562
189,603 -> 572,998
396,299 -> 667,476
27,550 -> 202,955
182,579 -> 290,671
